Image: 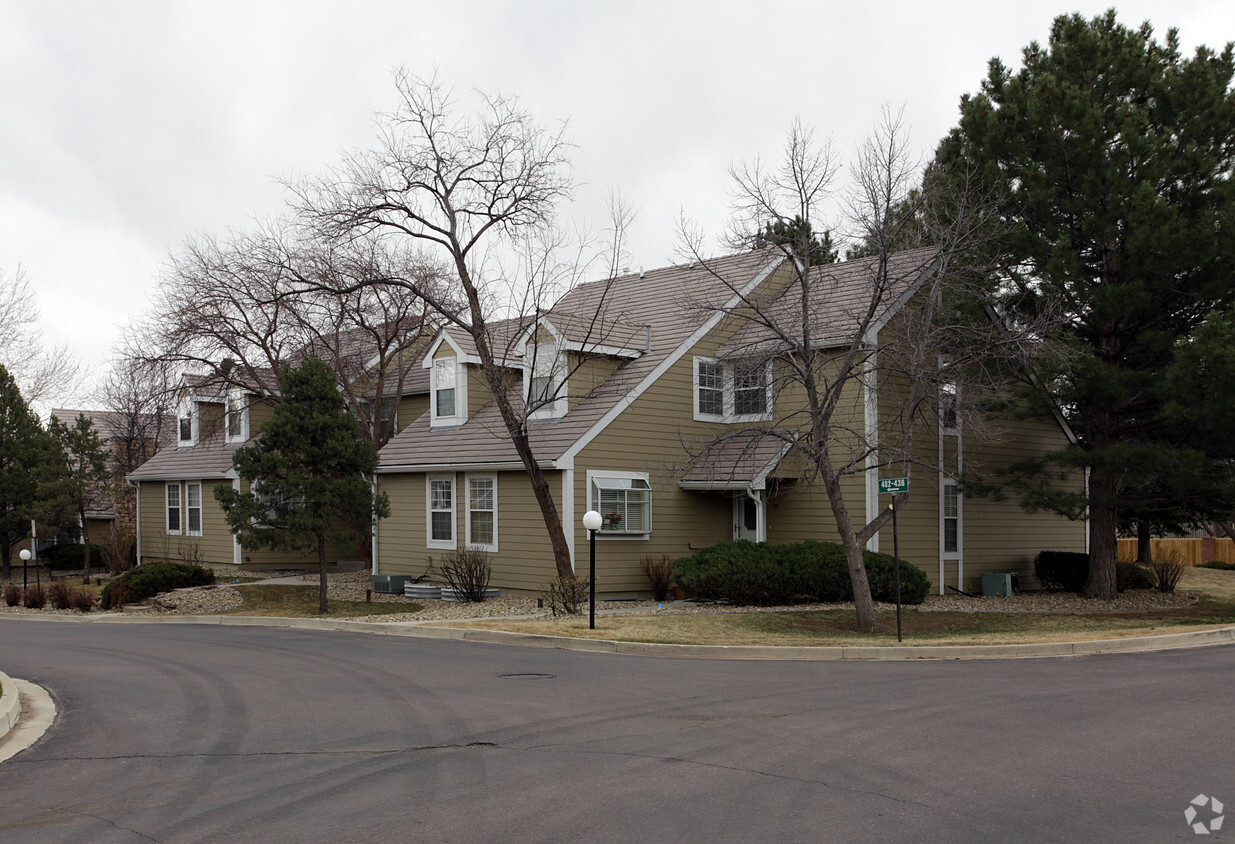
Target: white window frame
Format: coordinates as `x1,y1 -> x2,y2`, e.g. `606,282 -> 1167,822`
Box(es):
177,394 -> 197,447
225,389 -> 249,443
692,356 -> 773,423
185,481 -> 203,537
431,357 -> 465,428
940,382 -> 960,432
426,473 -> 457,549
166,482 -> 181,535
586,470 -> 651,539
941,478 -> 961,557
525,341 -> 568,420
466,474 -> 498,552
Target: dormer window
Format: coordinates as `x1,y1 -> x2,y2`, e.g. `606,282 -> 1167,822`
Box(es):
940,382 -> 959,431
177,392 -> 197,447
225,389 -> 249,443
526,341 -> 566,419
693,356 -> 772,422
431,356 -> 464,427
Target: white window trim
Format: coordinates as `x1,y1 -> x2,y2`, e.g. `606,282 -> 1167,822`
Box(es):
940,382 -> 960,433
525,341 -> 568,421
166,482 -> 182,535
465,473 -> 498,552
426,473 -> 457,550
430,357 -> 466,428
185,481 -> 203,537
586,469 -> 651,540
692,356 -> 773,423
177,396 -> 198,447
940,477 -> 962,559
225,389 -> 249,443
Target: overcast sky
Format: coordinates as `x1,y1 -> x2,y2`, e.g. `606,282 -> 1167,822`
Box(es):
3,0 -> 1233,405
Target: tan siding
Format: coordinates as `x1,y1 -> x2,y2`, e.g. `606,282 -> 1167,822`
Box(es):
568,354 -> 621,410
397,395 -> 429,432
139,480 -> 236,566
248,400 -> 276,436
465,363 -> 495,417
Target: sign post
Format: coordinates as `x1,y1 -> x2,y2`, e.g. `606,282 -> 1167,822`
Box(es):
878,478 -> 908,642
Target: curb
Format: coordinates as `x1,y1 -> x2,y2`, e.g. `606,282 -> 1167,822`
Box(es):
0,670 -> 19,734
32,611 -> 1234,660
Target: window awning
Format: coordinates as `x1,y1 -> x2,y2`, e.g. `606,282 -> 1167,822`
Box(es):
677,433 -> 794,492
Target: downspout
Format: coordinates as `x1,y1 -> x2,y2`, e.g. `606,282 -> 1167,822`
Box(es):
132,479 -> 142,566
745,487 -> 765,543
563,465 -> 575,572
862,333 -> 879,552
371,476 -> 380,576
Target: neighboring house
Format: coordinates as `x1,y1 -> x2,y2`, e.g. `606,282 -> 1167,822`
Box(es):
48,408 -> 173,547
372,249 -> 1087,597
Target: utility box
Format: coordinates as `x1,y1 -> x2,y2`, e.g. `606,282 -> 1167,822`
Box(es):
372,575 -> 413,594
982,573 -> 1015,597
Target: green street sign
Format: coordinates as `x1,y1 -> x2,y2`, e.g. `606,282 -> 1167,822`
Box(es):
878,477 -> 908,495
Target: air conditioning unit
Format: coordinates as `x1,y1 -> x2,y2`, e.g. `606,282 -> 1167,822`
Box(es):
371,575 -> 413,594
982,572 -> 1015,597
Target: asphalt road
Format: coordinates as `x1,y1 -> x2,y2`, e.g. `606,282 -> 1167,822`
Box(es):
0,619 -> 1231,843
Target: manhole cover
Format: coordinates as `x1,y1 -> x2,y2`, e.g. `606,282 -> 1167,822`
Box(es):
497,673 -> 556,680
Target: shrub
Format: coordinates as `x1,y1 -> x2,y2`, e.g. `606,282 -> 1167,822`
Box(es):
101,562 -> 214,610
1199,560 -> 1235,571
70,588 -> 95,612
439,547 -> 492,603
3,583 -> 20,607
1116,562 -> 1155,591
1034,551 -> 1090,593
43,543 -> 104,571
1151,549 -> 1187,594
100,534 -> 137,575
638,554 -> 675,601
672,540 -> 929,607
541,575 -> 590,616
48,580 -> 73,610
23,585 -> 45,609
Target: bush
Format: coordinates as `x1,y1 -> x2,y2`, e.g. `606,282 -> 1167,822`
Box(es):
1151,549 -> 1186,594
541,575 -> 590,616
439,547 -> 492,603
48,580 -> 73,610
23,585 -> 45,609
70,588 -> 95,612
42,543 -> 104,571
1199,560 -> 1235,571
1116,562 -> 1155,591
3,583 -> 20,607
1034,551 -> 1090,593
672,540 -> 929,607
101,562 -> 214,610
638,554 -> 675,601
100,534 -> 137,575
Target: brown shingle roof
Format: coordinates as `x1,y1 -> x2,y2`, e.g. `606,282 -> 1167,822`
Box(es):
125,430 -> 242,480
678,432 -> 794,490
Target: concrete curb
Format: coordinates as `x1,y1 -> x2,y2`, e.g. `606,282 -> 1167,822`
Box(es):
0,670 -> 20,734
8,610 -> 1221,660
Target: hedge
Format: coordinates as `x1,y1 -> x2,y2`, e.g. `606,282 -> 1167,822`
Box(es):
101,563 -> 215,610
43,543 -> 104,571
673,540 -> 929,606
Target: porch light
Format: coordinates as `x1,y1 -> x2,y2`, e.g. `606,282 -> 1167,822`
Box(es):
582,510 -> 602,629
19,549 -> 30,590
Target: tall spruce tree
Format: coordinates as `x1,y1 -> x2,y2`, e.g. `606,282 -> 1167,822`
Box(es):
936,10 -> 1235,597
0,365 -> 53,579
215,356 -> 389,613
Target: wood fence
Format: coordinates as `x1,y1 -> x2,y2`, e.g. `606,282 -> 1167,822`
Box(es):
1116,537 -> 1235,566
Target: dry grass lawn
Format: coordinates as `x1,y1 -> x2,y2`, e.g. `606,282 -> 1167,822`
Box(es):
433,567 -> 1235,648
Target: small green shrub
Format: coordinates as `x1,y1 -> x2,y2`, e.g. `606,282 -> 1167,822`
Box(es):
541,575 -> 590,616
101,562 -> 214,610
1199,560 -> 1235,571
1034,551 -> 1090,593
1116,562 -> 1155,591
3,583 -> 20,606
672,540 -> 929,607
23,585 -> 45,609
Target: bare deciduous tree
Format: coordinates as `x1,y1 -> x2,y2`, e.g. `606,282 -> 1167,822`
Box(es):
681,110 -> 1046,632
0,264 -> 81,408
292,71 -> 631,580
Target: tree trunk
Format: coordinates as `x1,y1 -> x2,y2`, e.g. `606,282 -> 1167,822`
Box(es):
81,514 -> 92,585
1136,521 -> 1153,565
819,461 -> 878,632
1084,472 -> 1119,599
317,534 -> 328,615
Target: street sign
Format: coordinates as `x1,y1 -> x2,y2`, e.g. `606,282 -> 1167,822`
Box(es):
878,477 -> 908,495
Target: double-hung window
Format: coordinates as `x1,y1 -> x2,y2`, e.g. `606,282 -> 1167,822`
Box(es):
588,471 -> 651,535
186,481 -> 203,537
467,475 -> 497,551
942,481 -> 959,554
527,342 -> 566,419
427,474 -> 456,549
432,358 -> 459,424
225,390 -> 248,443
177,393 -> 196,446
166,483 -> 181,534
940,382 -> 959,431
694,357 -> 771,421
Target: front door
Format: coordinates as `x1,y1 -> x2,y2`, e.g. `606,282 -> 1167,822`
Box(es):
733,494 -> 761,543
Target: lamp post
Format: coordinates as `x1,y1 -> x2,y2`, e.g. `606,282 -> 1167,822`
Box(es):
582,510 -> 602,630
20,549 -> 30,591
